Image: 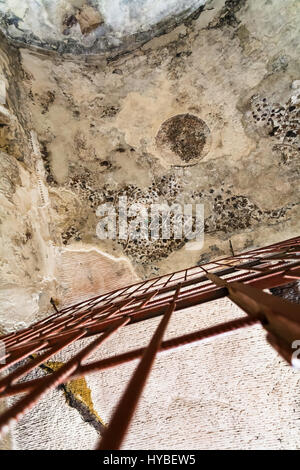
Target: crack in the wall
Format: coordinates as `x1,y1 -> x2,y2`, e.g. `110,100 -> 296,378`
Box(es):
208,0 -> 247,29
34,359 -> 107,436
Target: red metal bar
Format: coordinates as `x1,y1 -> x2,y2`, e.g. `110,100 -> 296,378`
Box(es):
0,330 -> 86,394
98,285 -> 181,450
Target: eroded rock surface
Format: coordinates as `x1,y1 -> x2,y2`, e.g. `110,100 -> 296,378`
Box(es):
0,0 -> 299,450
0,0 -> 206,55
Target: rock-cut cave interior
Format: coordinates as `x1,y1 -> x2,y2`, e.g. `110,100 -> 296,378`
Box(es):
0,0 -> 299,451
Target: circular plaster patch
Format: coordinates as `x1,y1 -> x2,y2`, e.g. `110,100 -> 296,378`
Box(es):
156,113 -> 211,167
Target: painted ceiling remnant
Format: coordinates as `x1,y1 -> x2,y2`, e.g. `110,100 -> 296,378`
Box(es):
0,0 -> 207,54
156,114 -> 211,166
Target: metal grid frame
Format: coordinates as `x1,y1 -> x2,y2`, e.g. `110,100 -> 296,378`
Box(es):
0,236 -> 299,448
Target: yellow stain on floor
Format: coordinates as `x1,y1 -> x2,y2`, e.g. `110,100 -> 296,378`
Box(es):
43,360 -> 106,427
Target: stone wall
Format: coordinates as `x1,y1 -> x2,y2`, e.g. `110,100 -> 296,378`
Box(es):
0,0 -> 206,55
0,0 -> 299,450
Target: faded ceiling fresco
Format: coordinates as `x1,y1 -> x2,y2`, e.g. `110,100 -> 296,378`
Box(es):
0,0 -> 206,54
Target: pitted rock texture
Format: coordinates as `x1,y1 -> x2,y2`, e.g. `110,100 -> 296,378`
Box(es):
0,150 -> 21,199
242,87 -> 300,167
8,297 -> 300,450
0,0 -> 206,56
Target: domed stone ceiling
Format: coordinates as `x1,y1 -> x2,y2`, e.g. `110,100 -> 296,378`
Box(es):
0,0 -> 206,54
0,0 -> 299,451
156,113 -> 211,166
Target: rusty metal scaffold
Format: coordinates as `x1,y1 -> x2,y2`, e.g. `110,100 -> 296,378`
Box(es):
0,236 -> 299,449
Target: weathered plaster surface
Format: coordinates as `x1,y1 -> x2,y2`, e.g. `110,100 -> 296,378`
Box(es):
0,0 -> 206,55
13,0 -> 300,280
9,297 -> 300,450
0,0 -> 299,450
